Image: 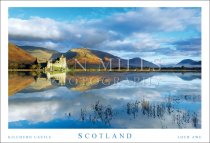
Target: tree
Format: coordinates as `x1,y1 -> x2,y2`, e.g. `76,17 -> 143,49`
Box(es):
9,63 -> 18,69
30,64 -> 37,69
19,64 -> 26,69
37,63 -> 41,69
181,66 -> 185,69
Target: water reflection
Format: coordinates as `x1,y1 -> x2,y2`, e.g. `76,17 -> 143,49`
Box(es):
8,72 -> 34,96
8,71 -> 201,128
80,101 -> 113,126
9,71 -> 157,95
75,98 -> 200,129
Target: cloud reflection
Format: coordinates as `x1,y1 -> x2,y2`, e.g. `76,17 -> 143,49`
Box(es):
9,72 -> 201,128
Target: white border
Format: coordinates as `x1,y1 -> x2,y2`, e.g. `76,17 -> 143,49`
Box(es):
1,1 -> 209,142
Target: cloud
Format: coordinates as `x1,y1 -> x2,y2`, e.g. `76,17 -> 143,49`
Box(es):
103,33 -> 164,51
92,7 -> 200,34
153,38 -> 201,57
9,17 -> 63,41
9,17 -> 109,49
173,38 -> 201,51
8,8 -> 201,62
96,33 -> 174,60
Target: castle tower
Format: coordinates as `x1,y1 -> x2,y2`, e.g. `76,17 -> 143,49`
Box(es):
59,54 -> 67,68
47,60 -> 51,69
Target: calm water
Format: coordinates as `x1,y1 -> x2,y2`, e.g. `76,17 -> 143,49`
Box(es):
8,71 -> 201,129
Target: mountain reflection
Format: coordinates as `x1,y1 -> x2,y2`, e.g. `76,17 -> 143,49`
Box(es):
9,72 -> 34,96
8,71 -> 201,128
9,71 -> 156,95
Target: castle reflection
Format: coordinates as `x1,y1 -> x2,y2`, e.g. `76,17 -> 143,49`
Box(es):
9,71 -> 160,95
47,72 -> 66,86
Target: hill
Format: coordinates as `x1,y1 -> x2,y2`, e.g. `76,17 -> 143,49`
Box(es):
177,59 -> 201,68
64,48 -> 158,68
8,43 -> 36,68
19,46 -> 60,63
9,44 -> 159,69
129,57 -> 158,68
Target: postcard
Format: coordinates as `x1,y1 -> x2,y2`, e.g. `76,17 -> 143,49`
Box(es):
0,0 -> 209,143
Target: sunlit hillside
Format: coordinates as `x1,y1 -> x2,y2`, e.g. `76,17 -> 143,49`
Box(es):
9,43 -> 36,65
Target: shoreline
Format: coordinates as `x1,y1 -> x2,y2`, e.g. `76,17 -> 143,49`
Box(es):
8,69 -> 201,73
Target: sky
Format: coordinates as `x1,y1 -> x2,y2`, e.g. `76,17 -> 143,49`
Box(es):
8,7 -> 201,64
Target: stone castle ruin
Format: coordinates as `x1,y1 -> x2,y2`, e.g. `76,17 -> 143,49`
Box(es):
47,54 -> 67,71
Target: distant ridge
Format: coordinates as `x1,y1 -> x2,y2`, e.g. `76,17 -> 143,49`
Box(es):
19,46 -> 60,63
63,48 -> 158,68
177,59 -> 201,67
10,43 -> 200,69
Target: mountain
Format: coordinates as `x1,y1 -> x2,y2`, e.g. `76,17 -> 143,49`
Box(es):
10,44 -> 158,69
64,48 -> 158,68
129,57 -> 158,68
19,46 -> 60,63
9,43 -> 36,66
177,59 -> 201,68
66,48 -> 101,64
177,59 -> 200,65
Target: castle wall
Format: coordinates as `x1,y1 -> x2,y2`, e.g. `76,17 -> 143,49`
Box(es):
46,56 -> 67,70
